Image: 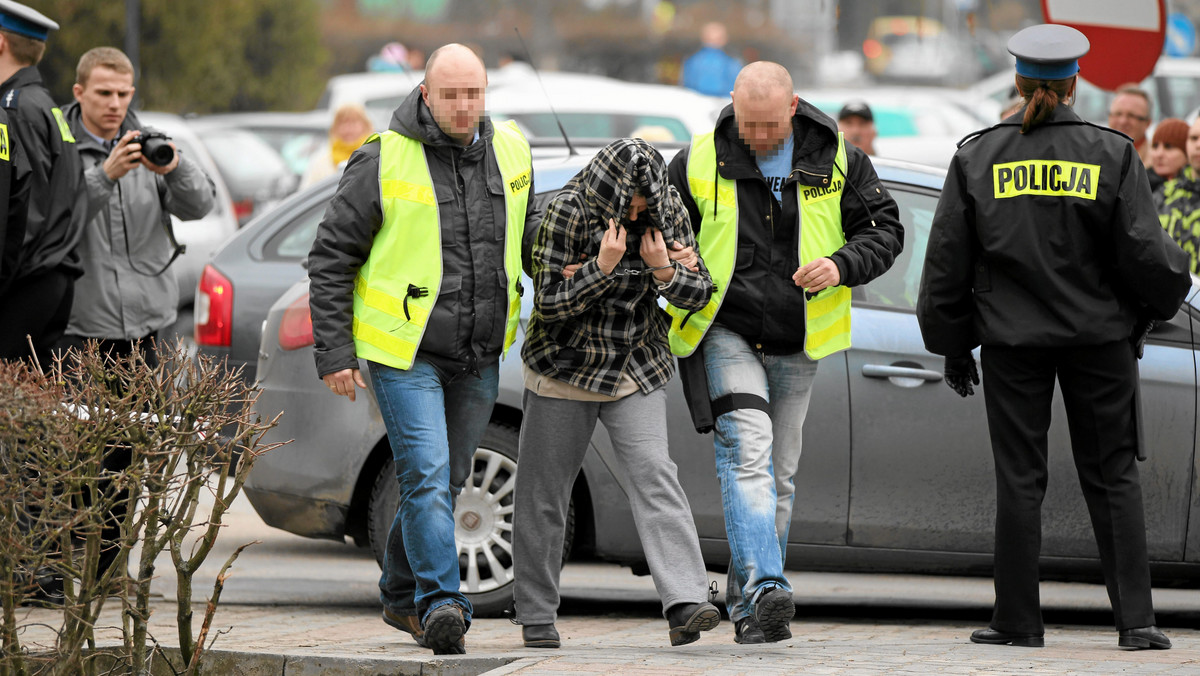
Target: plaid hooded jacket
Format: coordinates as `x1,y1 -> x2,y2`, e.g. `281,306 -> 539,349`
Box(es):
521,139 -> 713,396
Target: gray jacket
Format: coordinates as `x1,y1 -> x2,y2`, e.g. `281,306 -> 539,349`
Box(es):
62,104 -> 215,340
308,85 -> 540,379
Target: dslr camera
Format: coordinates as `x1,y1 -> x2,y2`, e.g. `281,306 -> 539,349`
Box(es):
137,129 -> 175,166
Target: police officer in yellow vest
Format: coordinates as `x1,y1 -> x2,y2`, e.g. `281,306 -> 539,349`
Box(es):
308,43 -> 540,656
0,0 -> 86,365
665,61 -> 903,644
917,25 -> 1190,650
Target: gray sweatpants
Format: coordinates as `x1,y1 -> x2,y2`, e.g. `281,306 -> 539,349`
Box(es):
513,386 -> 710,625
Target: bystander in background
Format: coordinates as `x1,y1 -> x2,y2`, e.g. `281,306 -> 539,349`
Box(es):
680,22 -> 740,98
1147,118 -> 1188,193
1107,84 -> 1154,169
837,101 -> 876,156
301,103 -> 374,188
1155,117 -> 1200,275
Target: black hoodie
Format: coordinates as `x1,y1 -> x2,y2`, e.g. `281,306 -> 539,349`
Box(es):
667,99 -> 904,353
308,85 -> 540,379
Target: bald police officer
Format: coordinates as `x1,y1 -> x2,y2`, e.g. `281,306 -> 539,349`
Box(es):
0,1 -> 86,365
918,25 -> 1191,650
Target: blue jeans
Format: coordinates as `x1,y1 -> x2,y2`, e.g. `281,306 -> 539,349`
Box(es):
369,358 -> 499,626
702,324 -> 818,623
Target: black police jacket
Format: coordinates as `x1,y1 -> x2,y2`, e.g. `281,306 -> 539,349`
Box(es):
917,105 -> 1192,357
667,100 -> 904,354
0,66 -> 86,281
0,105 -> 30,293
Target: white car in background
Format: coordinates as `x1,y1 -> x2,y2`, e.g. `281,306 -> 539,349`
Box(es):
798,87 -> 991,167
137,112 -> 238,308
318,67 -> 725,143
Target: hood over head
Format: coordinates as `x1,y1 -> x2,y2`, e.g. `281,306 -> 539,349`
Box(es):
578,137 -> 686,243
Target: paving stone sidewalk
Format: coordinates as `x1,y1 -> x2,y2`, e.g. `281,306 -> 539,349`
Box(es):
15,599 -> 1200,675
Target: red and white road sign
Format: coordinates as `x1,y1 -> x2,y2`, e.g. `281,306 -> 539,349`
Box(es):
1042,0 -> 1166,91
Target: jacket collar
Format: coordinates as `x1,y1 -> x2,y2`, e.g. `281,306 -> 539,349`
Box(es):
60,100 -> 141,153
712,97 -> 840,187
388,84 -> 494,149
0,65 -> 43,93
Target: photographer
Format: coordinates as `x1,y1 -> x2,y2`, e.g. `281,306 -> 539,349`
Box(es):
58,46 -> 213,367
58,46 -> 214,580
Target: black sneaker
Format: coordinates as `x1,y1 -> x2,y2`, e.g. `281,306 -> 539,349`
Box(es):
753,586 -> 794,643
735,616 -> 767,644
666,601 -> 721,646
423,604 -> 467,655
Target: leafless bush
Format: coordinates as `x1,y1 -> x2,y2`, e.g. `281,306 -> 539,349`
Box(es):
0,339 -> 286,676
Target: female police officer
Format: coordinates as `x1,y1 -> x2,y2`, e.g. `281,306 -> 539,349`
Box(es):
917,24 -> 1191,650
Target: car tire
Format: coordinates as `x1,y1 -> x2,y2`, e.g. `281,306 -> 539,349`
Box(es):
365,422 -> 574,617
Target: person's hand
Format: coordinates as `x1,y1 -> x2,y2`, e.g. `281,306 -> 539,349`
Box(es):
597,218 -> 626,275
562,253 -> 587,280
667,241 -> 699,272
944,354 -> 979,398
639,227 -> 669,268
323,368 -> 367,402
139,138 -> 180,175
102,130 -> 144,181
1131,318 -> 1158,359
793,257 -> 841,294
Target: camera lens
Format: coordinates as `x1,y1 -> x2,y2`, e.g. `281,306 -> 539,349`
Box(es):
140,134 -> 175,166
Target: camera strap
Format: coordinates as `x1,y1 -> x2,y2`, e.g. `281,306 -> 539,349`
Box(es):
118,176 -> 186,278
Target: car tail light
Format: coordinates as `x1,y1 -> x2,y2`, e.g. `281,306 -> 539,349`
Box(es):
278,292 -> 313,351
195,264 -> 233,347
232,199 -> 255,224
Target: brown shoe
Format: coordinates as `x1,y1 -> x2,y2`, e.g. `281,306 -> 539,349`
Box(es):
382,608 -> 426,647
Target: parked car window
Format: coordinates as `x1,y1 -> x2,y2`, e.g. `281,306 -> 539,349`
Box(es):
263,201 -> 328,261
854,185 -> 938,311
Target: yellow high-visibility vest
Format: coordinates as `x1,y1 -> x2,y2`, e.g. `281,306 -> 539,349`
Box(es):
352,121 -> 532,370
667,131 -> 852,360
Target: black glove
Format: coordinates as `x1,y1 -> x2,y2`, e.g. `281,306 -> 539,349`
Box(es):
944,353 -> 979,398
1130,318 -> 1158,359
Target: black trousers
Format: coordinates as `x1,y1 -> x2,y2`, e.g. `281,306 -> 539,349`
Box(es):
55,333 -> 160,577
0,267 -> 74,365
980,341 -> 1155,634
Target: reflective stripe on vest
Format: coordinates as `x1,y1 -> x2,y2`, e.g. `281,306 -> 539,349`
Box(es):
667,131 -> 852,360
352,121 -> 531,370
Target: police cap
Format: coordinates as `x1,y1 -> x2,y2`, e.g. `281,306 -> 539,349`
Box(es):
0,0 -> 58,41
1007,24 -> 1089,81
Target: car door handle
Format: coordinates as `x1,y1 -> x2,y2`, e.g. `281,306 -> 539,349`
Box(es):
861,364 -> 944,381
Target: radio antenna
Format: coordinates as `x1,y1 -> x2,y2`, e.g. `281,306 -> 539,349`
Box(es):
514,27 -> 577,157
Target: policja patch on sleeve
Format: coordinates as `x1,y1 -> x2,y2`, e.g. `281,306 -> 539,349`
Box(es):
0,122 -> 8,162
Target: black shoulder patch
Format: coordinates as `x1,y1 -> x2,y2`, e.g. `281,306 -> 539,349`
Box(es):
1,88 -> 19,110
1079,119 -> 1133,141
956,124 -> 1002,148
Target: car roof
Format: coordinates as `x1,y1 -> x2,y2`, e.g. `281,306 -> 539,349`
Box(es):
187,110 -> 331,131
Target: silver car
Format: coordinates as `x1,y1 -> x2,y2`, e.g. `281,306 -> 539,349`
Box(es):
245,158 -> 1200,617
